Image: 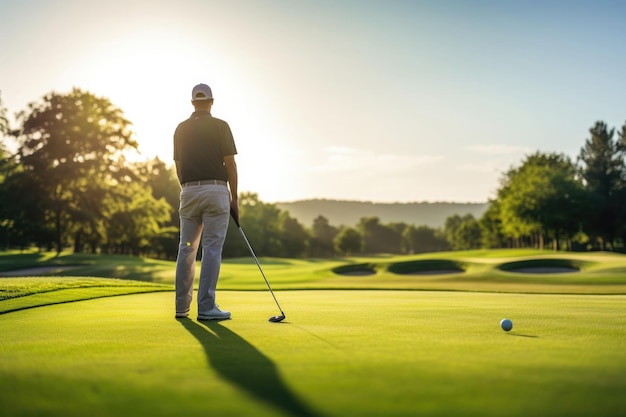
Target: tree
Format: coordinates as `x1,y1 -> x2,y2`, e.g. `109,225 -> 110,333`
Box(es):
0,166 -> 53,250
223,192 -> 283,257
136,158 -> 180,259
443,214 -> 482,250
334,227 -> 363,256
103,182 -> 171,256
401,225 -> 449,253
0,97 -> 18,248
1,94 -> 54,250
309,215 -> 338,257
479,200 -> 506,249
0,92 -> 9,136
388,222 -> 408,252
499,152 -> 586,250
443,214 -> 475,249
618,122 -> 626,249
14,88 -> 138,253
497,173 -> 540,248
578,121 -> 626,250
454,217 -> 482,250
357,216 -> 402,254
279,212 -> 309,258
140,157 -> 180,224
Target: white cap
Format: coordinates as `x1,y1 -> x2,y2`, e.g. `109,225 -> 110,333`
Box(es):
191,83 -> 213,101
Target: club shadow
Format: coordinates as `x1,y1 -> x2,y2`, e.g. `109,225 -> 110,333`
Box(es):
179,319 -> 322,417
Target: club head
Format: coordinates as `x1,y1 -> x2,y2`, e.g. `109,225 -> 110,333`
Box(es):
269,315 -> 285,323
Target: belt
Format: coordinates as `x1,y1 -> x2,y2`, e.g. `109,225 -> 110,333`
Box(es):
182,179 -> 227,187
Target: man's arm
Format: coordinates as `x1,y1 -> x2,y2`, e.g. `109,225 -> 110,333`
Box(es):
174,160 -> 183,185
224,154 -> 239,218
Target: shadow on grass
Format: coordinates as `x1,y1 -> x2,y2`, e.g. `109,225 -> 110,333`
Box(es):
223,257 -> 294,266
179,319 -> 322,417
0,252 -> 47,272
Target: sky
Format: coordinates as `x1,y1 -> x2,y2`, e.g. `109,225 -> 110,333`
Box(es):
1,0 -> 626,203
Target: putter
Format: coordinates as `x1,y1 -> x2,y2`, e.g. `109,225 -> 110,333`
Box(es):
230,208 -> 286,323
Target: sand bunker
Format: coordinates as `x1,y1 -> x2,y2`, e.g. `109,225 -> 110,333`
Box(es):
388,260 -> 465,276
508,266 -> 579,274
338,270 -> 376,276
332,264 -> 376,276
499,259 -> 580,274
403,269 -> 465,275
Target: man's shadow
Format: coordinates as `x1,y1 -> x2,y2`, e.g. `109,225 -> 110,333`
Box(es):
179,319 -> 322,417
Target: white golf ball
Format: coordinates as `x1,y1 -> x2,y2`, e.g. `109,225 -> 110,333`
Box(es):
500,318 -> 513,332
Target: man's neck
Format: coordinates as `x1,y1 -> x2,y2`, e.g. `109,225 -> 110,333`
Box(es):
194,104 -> 212,112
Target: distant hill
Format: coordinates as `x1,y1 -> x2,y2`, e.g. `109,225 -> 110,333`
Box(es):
275,199 -> 490,229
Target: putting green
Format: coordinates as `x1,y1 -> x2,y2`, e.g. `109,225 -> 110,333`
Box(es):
1,290 -> 625,417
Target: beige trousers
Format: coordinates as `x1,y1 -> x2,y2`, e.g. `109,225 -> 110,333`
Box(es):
175,184 -> 230,315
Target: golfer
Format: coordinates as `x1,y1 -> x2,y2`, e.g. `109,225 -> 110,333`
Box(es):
173,83 -> 238,321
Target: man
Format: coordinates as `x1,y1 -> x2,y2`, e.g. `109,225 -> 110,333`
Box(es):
173,83 -> 238,320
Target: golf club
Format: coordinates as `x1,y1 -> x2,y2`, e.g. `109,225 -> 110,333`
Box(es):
230,208 -> 286,323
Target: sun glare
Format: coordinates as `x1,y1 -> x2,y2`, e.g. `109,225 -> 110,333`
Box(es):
50,23 -> 297,201
61,29 -> 243,164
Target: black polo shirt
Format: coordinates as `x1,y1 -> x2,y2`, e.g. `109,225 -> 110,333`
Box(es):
173,111 -> 237,184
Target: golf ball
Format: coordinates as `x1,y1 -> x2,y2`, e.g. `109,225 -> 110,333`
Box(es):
500,318 -> 513,332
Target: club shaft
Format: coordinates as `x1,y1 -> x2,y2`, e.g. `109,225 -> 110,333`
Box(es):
237,226 -> 285,316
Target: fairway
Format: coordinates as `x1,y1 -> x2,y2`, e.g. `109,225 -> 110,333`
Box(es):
1,289 -> 625,417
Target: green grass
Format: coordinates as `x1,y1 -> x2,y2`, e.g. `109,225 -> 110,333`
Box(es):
0,277 -> 171,314
1,250 -> 626,416
0,251 -> 176,283
4,249 -> 626,294
1,291 -> 624,417
221,250 -> 626,294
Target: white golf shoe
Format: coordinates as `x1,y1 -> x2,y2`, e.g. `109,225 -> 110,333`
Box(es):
197,306 -> 231,321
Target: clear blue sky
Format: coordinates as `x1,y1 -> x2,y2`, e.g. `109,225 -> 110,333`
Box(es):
1,0 -> 625,203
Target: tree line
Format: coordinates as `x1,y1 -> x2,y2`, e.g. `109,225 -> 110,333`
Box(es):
1,89 -> 625,258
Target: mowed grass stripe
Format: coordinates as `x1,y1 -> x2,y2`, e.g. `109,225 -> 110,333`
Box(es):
0,291 -> 625,417
0,277 -> 172,314
0,286 -> 171,314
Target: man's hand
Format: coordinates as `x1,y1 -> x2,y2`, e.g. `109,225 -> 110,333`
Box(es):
229,204 -> 240,227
